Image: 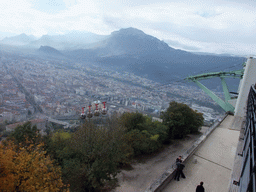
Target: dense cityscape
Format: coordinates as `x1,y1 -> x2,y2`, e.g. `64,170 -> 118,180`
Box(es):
0,51 -> 224,128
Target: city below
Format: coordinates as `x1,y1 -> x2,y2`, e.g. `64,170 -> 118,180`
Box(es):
0,51 -> 224,128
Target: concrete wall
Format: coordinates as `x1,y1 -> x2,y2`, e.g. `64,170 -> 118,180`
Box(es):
235,57 -> 256,117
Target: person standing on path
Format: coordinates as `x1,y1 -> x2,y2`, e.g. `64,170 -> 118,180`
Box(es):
174,156 -> 186,181
196,181 -> 205,192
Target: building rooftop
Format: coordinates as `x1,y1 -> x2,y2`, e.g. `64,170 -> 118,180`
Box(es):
5,119 -> 46,131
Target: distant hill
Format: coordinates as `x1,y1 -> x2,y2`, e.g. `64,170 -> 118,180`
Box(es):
63,28 -> 245,88
28,35 -> 64,49
0,28 -> 246,90
62,27 -> 174,59
0,31 -> 18,40
28,32 -> 108,49
0,31 -> 108,49
63,31 -> 108,45
1,33 -> 37,46
99,27 -> 172,56
37,46 -> 63,56
63,27 -> 176,60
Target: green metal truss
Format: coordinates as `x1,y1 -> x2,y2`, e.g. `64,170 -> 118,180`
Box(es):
185,68 -> 244,113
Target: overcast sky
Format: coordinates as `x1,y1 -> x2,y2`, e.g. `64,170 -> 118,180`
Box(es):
0,0 -> 256,56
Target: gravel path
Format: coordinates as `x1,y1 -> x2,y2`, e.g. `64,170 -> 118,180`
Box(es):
111,127 -> 209,192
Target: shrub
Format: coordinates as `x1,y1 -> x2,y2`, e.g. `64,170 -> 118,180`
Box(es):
161,101 -> 204,139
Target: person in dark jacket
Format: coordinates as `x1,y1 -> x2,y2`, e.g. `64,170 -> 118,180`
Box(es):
174,156 -> 186,181
176,156 -> 182,163
196,181 -> 205,192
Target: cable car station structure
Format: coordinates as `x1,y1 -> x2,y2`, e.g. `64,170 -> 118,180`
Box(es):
186,57 -> 256,117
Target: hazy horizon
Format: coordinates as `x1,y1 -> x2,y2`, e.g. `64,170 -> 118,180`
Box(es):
1,0 -> 256,56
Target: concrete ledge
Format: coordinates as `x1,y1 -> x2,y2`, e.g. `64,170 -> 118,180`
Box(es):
228,117 -> 246,192
145,114 -> 228,192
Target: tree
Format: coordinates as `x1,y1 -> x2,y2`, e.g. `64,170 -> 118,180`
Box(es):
9,121 -> 41,145
119,112 -> 146,131
119,112 -> 168,155
67,123 -> 123,190
123,129 -> 161,155
45,122 -> 127,191
0,140 -> 68,192
43,131 -> 72,168
140,116 -> 169,144
161,101 -> 204,139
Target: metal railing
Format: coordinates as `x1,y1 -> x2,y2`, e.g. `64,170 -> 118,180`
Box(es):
239,86 -> 256,192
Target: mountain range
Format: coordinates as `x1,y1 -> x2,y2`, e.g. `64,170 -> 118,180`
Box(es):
1,33 -> 37,46
0,28 -> 245,90
0,31 -> 107,49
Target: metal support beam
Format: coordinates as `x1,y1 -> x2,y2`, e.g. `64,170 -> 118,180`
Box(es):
194,80 -> 235,112
221,77 -> 231,101
185,66 -> 244,113
186,69 -> 244,82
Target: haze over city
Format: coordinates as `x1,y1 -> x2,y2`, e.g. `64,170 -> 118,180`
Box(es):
1,1 -> 256,191
0,0 -> 256,55
0,0 -> 248,124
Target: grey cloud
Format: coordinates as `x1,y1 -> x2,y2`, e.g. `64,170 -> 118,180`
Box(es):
102,16 -> 132,30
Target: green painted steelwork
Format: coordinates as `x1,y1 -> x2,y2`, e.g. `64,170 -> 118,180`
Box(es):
186,69 -> 244,81
194,80 -> 235,112
186,68 -> 244,113
221,77 -> 231,101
